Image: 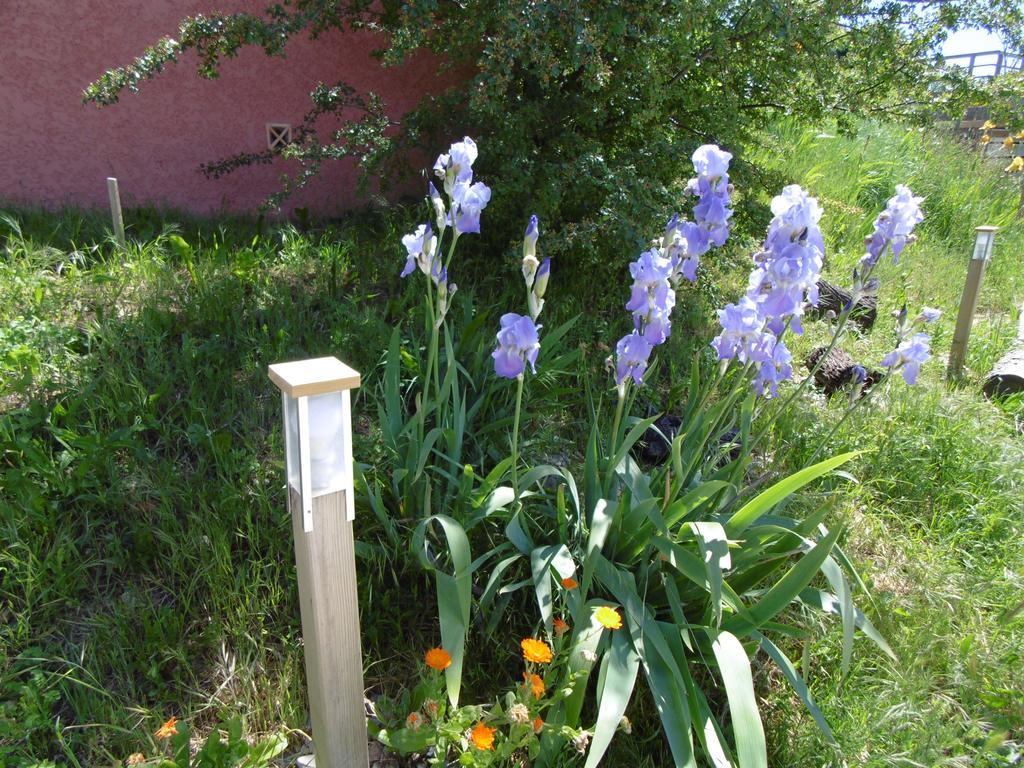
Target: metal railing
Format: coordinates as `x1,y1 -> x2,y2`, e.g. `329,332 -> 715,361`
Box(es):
944,50 -> 1023,80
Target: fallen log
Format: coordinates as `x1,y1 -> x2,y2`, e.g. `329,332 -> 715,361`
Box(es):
805,346 -> 882,397
808,278 -> 878,331
984,305 -> 1024,398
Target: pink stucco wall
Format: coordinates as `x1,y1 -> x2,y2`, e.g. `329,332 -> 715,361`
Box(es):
1,1 -> 447,215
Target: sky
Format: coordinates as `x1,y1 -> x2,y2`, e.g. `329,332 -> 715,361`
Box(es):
942,28 -> 1004,57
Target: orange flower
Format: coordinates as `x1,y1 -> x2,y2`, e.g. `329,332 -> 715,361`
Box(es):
154,716 -> 178,739
553,617 -> 570,636
560,577 -> 579,589
424,699 -> 440,719
594,606 -> 623,630
524,672 -> 545,700
425,647 -> 452,671
533,716 -> 544,734
406,711 -> 423,731
521,637 -> 553,664
470,722 -> 496,750
126,755 -> 145,766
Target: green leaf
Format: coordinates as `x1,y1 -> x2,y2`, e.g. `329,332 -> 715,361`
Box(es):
582,499 -> 613,597
798,588 -> 896,660
708,629 -> 767,768
530,544 -> 575,634
754,632 -> 836,745
690,521 -> 731,628
412,515 -> 472,705
742,524 -> 843,630
664,481 -> 733,528
585,630 -> 640,768
726,452 -> 859,535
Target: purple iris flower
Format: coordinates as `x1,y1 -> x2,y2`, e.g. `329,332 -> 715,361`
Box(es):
748,185 -> 824,334
691,145 -> 733,180
711,297 -> 768,363
449,181 -> 492,234
752,336 -> 793,398
765,185 -> 825,255
615,331 -> 653,387
679,145 -> 734,281
881,332 -> 931,385
626,249 -> 676,345
400,223 -> 435,278
433,136 -> 478,191
919,306 -> 942,323
492,313 -> 541,379
860,185 -> 924,269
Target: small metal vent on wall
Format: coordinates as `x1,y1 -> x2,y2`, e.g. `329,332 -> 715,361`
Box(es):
267,123 -> 292,150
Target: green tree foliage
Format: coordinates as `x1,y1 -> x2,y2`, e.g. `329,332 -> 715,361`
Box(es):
83,0 -> 1024,260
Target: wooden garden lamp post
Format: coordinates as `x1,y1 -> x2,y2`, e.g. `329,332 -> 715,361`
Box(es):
948,226 -> 998,377
268,356 -> 369,768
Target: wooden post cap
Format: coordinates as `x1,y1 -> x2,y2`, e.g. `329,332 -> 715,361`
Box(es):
268,356 -> 361,397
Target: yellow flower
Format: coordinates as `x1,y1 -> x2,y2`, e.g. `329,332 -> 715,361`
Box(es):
1006,156 -> 1024,173
981,134 -> 992,145
1003,136 -> 1016,150
524,672 -> 545,699
1017,130 -> 1024,140
425,647 -> 452,671
154,716 -> 178,739
553,617 -> 570,636
560,577 -> 579,589
533,716 -> 544,734
521,637 -> 553,664
594,606 -> 623,630
982,120 -> 996,130
470,722 -> 496,750
406,711 -> 424,731
126,755 -> 146,766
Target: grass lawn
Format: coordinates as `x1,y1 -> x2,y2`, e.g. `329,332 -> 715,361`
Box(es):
2,120 -> 1023,767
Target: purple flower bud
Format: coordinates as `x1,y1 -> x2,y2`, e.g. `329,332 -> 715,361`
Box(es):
524,215 -> 539,258
919,306 -> 941,323
492,312 -> 541,379
534,258 -> 551,299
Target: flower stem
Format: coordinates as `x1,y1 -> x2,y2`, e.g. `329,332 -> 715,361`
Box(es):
610,384 -> 627,458
807,371 -> 890,465
512,373 -> 525,500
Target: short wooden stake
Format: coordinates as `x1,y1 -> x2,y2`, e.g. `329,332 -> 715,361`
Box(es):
948,226 -> 998,378
106,177 -> 126,249
269,357 -> 368,768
